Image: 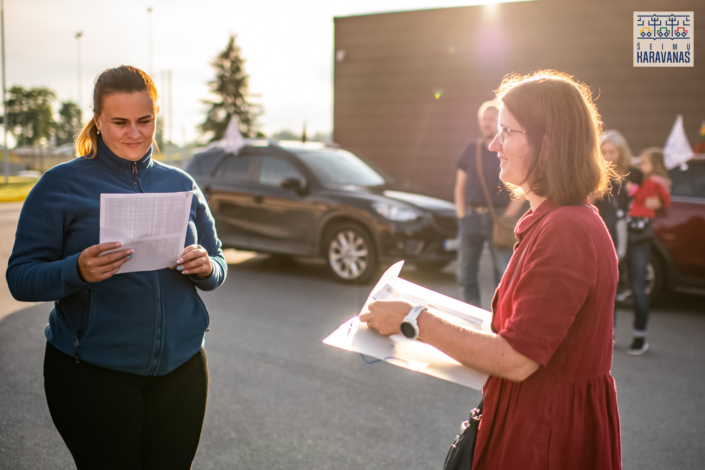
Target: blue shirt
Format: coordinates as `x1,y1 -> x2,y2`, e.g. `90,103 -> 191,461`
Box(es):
6,140 -> 227,376
456,140 -> 511,208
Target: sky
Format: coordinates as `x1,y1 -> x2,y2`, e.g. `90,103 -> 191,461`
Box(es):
4,0 -> 525,146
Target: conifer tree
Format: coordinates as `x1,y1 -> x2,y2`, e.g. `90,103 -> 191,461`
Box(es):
155,115 -> 165,151
200,34 -> 262,141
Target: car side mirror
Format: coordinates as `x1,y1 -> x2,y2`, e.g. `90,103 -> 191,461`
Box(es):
281,177 -> 307,195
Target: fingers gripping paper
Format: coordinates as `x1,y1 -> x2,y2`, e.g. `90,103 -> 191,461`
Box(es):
323,261 -> 491,390
99,192 -> 193,274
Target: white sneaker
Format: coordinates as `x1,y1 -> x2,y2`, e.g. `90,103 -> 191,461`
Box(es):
615,290 -> 632,302
627,337 -> 649,355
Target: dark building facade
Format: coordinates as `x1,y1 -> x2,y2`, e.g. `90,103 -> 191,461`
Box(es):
333,0 -> 704,200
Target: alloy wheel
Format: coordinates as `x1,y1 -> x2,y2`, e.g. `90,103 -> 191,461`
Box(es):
328,229 -> 369,280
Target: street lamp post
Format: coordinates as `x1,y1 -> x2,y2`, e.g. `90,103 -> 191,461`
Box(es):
168,69 -> 172,145
147,7 -> 153,76
75,32 -> 83,112
2,0 -> 8,183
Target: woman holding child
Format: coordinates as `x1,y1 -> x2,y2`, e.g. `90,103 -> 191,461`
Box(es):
624,148 -> 671,354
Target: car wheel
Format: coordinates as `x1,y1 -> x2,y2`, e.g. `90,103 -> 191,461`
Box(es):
324,222 -> 378,283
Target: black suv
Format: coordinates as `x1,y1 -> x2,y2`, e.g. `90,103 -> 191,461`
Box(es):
186,140 -> 459,282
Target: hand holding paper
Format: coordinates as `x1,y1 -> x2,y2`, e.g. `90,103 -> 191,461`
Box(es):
78,242 -> 134,283
99,191 -> 193,274
170,244 -> 213,277
360,299 -> 415,337
323,261 -> 492,390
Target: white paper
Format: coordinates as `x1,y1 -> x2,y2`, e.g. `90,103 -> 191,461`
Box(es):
99,191 -> 193,274
323,261 -> 491,390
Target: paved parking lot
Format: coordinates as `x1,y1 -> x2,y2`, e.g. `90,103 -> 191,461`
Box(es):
1,203 -> 704,469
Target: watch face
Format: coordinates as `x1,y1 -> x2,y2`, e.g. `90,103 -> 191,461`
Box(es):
400,322 -> 416,338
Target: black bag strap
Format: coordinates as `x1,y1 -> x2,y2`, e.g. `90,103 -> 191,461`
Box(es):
475,139 -> 498,221
475,395 -> 485,415
467,392 -> 485,423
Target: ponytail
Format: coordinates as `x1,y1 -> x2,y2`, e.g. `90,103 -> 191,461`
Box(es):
76,65 -> 159,159
75,119 -> 99,158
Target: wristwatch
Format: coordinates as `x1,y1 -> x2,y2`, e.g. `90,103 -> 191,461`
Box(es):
400,305 -> 426,339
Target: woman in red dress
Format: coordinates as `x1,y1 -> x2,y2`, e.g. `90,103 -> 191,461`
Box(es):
361,70 -> 622,469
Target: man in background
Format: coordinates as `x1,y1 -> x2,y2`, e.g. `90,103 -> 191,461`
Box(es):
455,101 -> 523,306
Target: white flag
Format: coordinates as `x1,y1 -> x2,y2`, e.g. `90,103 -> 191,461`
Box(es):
222,116 -> 245,154
663,115 -> 693,170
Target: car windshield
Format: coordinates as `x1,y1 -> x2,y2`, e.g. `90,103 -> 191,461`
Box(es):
292,149 -> 387,188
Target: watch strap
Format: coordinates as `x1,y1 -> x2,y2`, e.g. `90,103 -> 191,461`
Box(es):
401,305 -> 426,339
405,305 -> 426,323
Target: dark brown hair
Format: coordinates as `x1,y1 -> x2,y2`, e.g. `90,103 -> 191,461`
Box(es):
75,65 -> 159,158
494,70 -> 613,205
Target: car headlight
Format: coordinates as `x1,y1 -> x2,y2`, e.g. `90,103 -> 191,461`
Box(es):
372,202 -> 420,222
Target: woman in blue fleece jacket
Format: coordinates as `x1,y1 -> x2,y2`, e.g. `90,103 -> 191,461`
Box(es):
6,66 -> 227,469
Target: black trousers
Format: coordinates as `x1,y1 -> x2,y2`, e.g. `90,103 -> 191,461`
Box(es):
43,342 -> 209,470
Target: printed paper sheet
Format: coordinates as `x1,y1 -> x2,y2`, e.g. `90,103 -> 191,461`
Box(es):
99,191 -> 193,274
323,261 -> 491,390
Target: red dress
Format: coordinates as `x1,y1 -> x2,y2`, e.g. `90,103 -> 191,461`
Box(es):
472,200 -> 622,470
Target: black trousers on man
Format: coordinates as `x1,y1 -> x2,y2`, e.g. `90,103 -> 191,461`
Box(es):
43,342 -> 208,470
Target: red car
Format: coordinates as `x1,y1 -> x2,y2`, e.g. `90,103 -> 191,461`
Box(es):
649,154 -> 705,300
674,26 -> 688,37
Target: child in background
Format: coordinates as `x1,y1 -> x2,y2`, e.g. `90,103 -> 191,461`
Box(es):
627,149 -> 671,219
625,148 -> 671,355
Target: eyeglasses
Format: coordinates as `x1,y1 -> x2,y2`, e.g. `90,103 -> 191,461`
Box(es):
496,125 -> 528,145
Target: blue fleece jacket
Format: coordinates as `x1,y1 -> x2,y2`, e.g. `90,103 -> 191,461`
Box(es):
6,140 -> 227,376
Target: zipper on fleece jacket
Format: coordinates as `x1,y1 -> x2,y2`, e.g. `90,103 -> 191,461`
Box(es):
129,157 -> 167,374
147,270 -> 165,375
131,158 -> 165,374
74,337 -> 80,363
73,289 -> 92,364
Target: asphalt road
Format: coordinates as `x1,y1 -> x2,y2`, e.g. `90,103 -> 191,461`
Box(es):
0,203 -> 38,322
1,204 -> 704,469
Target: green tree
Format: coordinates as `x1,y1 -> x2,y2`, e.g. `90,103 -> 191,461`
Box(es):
4,86 -> 56,146
200,34 -> 262,141
55,101 -> 83,146
311,131 -> 331,143
155,115 -> 165,151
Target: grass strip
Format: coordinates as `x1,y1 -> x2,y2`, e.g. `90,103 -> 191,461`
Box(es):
0,177 -> 39,203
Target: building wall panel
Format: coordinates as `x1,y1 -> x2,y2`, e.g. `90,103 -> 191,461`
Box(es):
333,0 -> 704,200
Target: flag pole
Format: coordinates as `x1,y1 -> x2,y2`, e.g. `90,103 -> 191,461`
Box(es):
1,0 -> 8,183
